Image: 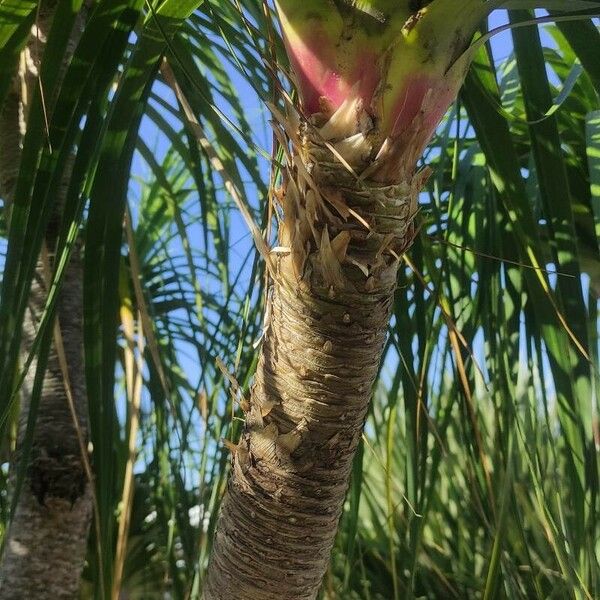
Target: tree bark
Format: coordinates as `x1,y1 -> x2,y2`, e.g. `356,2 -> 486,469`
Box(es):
0,249 -> 92,600
204,109 -> 423,599
0,5 -> 93,597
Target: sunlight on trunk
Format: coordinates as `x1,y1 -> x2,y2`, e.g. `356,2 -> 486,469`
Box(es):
204,1 -> 485,598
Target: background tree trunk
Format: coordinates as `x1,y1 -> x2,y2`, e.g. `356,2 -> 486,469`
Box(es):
0,248 -> 92,600
0,4 -> 93,597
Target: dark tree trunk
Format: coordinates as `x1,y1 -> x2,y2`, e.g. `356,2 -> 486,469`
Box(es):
0,249 -> 92,599
0,4 -> 93,597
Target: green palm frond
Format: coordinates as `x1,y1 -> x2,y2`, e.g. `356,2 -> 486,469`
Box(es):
0,2 -> 598,599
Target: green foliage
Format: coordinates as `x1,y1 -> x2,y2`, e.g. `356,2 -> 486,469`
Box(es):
0,2 -> 598,599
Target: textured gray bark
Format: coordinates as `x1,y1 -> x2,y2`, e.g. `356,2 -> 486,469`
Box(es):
204,111 -> 421,598
0,5 -> 93,597
0,250 -> 92,600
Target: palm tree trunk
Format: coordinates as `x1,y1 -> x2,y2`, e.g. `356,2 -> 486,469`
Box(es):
204,113 -> 419,599
0,5 -> 92,597
0,248 -> 92,600
204,279 -> 396,599
204,2 -> 485,597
